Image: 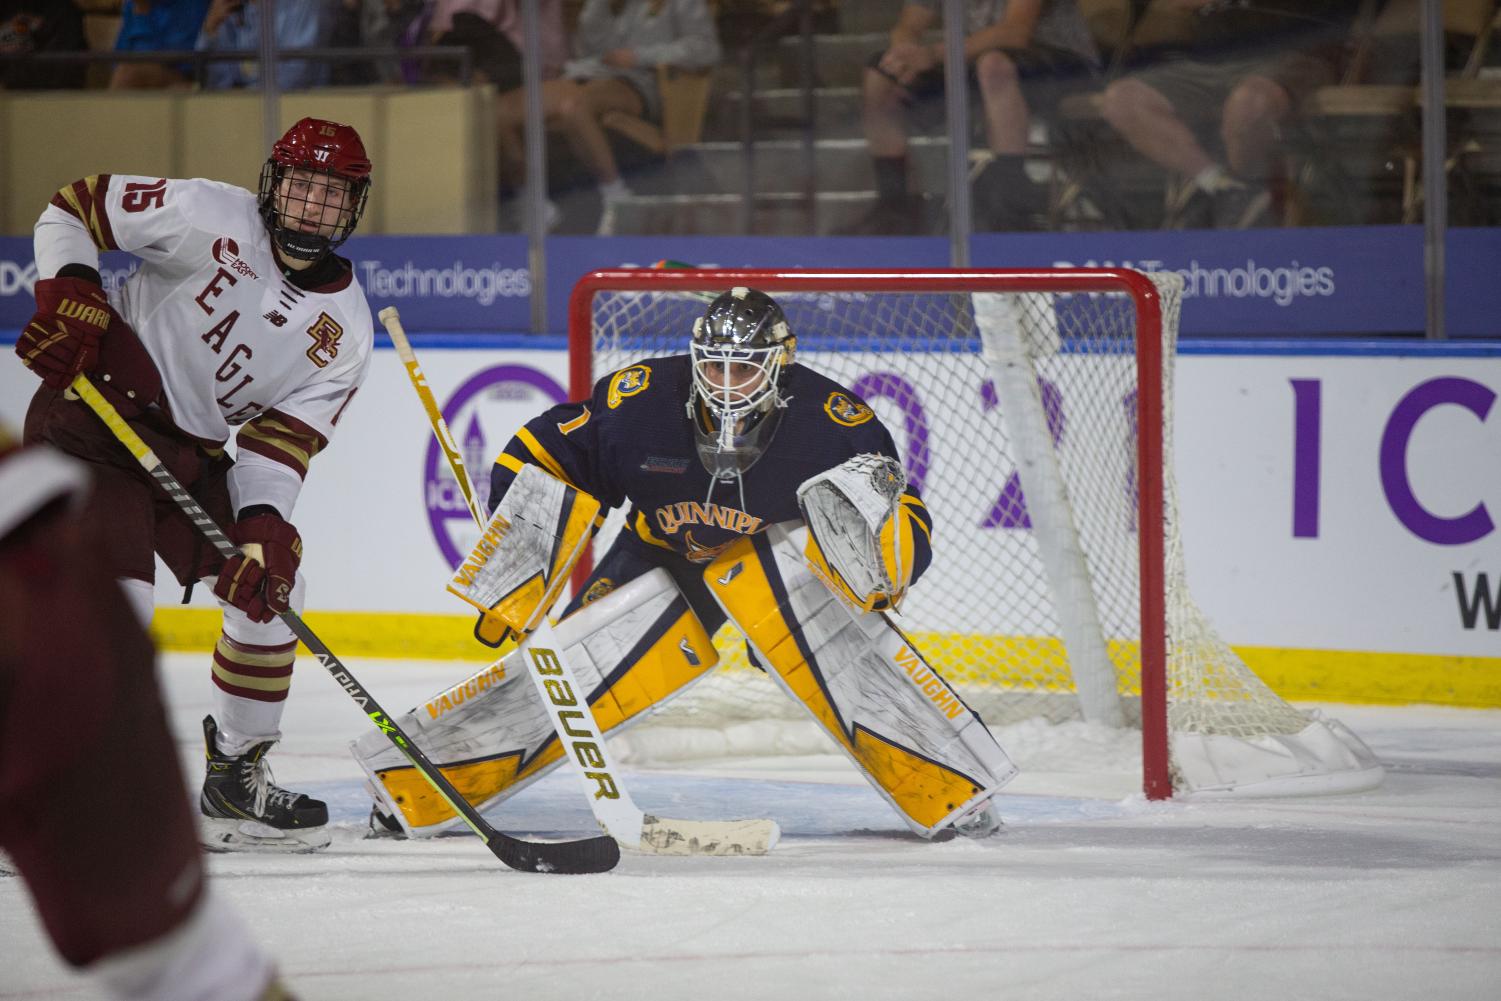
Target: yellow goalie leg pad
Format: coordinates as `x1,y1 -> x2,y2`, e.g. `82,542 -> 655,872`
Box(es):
705,522 -> 1017,837
353,568 -> 718,834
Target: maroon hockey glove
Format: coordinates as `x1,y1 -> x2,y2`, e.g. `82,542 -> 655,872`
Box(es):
16,277 -> 115,390
213,513 -> 302,624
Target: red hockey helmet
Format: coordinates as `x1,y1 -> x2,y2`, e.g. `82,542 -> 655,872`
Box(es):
258,117 -> 372,263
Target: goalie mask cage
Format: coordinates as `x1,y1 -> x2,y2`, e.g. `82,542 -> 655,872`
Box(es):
568,268 -> 1383,800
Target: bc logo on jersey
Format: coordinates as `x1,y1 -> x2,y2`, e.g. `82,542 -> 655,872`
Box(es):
606,365 -> 650,409
824,392 -> 874,427
305,312 -> 343,368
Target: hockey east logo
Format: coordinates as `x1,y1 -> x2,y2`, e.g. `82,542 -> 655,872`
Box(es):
211,237 -> 259,281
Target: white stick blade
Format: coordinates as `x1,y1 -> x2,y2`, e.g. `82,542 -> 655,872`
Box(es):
639,816 -> 782,856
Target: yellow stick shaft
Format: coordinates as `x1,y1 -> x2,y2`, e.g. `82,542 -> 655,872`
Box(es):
377,306 -> 486,528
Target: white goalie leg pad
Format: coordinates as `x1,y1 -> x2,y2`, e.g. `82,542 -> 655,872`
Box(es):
705,522 -> 1018,838
353,567 -> 718,836
446,463 -> 602,635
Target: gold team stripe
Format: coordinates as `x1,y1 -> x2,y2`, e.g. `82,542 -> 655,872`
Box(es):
210,636 -> 294,698
706,536 -> 982,830
237,412 -> 326,479
514,428 -> 573,487
52,175 -> 118,251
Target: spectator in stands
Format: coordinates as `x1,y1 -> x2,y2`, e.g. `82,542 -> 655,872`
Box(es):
1,0 -> 87,89
1099,0 -> 1361,229
196,0 -> 333,89
329,0 -> 408,84
109,0 -> 209,88
417,0 -> 566,88
495,0 -> 721,235
843,0 -> 1099,235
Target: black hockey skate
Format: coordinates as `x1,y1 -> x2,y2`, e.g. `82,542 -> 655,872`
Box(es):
200,715 -> 331,853
365,799 -> 407,840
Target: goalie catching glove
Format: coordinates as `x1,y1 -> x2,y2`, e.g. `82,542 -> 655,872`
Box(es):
213,510 -> 302,623
797,453 -> 923,612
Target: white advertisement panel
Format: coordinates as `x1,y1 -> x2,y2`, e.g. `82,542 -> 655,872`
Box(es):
1176,356 -> 1500,658
2,347 -> 1496,666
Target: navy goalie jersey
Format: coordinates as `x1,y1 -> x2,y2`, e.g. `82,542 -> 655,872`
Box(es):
488,354 -> 933,580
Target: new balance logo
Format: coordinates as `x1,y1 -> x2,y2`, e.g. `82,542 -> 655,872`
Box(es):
263,310 -> 288,327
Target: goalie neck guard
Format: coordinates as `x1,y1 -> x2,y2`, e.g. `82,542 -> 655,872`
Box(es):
258,117 -> 372,265
687,287 -> 796,480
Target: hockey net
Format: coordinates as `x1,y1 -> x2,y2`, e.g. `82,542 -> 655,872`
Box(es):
568,268 -> 1383,798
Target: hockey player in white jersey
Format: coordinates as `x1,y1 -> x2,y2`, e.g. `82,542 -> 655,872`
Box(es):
14,116 -> 377,853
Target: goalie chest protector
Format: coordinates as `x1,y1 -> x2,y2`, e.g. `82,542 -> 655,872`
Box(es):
518,355 -> 923,567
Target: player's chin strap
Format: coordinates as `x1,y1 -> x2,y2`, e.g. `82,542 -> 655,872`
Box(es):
68,373 -> 619,876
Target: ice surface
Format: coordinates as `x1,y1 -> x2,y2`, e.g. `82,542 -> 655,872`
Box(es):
3,654 -> 1498,1000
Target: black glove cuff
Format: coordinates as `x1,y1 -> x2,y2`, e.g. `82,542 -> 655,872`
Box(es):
236,504 -> 282,521
55,264 -> 104,287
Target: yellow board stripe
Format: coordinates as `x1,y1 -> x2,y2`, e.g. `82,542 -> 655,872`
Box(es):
148,608 -> 1501,708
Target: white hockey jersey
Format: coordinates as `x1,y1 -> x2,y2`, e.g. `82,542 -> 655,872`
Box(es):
33,174 -> 374,516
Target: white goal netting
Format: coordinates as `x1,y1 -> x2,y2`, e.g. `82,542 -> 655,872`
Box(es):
572,269 -> 1382,797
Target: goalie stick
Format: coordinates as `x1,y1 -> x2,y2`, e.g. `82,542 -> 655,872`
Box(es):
69,374 -> 619,876
379,307 -> 780,856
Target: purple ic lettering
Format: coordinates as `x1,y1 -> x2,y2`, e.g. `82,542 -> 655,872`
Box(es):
1379,376 -> 1495,545
1290,379 -> 1322,538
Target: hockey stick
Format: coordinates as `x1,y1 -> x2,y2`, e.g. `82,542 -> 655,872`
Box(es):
380,309 -> 486,527
69,374 -> 619,875
379,307 -> 780,856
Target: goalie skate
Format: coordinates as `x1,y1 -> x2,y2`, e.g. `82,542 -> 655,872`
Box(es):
199,716 -> 331,853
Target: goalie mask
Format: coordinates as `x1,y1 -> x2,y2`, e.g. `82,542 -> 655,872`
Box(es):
688,287 -> 796,480
258,117 -> 372,264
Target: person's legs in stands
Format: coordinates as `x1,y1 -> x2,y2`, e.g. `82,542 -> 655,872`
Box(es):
554,76 -> 645,235
1101,59 -> 1250,228
972,46 -> 1092,232
495,79 -> 580,231
1216,73 -> 1291,227
841,56 -> 929,234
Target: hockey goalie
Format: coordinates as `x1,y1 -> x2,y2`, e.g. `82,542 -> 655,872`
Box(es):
353,288 -> 1017,840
